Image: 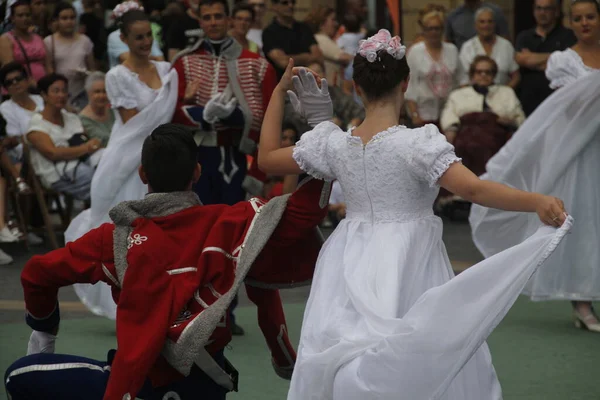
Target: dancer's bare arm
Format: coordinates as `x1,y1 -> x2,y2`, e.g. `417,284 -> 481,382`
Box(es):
258,59 -> 304,175
439,162 -> 567,227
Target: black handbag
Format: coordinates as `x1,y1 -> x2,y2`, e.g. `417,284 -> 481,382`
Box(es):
67,133 -> 91,162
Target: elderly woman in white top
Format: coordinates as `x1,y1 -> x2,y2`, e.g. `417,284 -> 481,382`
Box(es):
441,55 -> 525,177
405,7 -> 460,127
78,72 -> 115,148
459,7 -> 520,89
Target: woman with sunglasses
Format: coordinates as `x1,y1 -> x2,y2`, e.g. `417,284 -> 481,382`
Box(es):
471,0 -> 600,333
405,6 -> 459,128
439,56 -> 525,212
0,1 -> 48,88
0,63 -> 41,190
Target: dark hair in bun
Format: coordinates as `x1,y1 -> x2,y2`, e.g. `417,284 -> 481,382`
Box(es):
120,9 -> 150,36
352,51 -> 410,101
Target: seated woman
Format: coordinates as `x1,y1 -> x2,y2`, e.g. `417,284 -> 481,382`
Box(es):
78,72 -> 115,148
26,73 -> 103,201
439,55 -> 525,211
441,55 -> 525,177
0,62 -> 38,193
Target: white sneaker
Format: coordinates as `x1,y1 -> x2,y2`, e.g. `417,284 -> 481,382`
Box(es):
26,233 -> 44,245
0,226 -> 19,243
0,248 -> 13,265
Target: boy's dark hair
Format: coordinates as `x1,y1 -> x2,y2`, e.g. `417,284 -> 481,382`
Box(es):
52,1 -> 75,20
38,73 -> 68,94
199,0 -> 230,15
231,2 -> 255,20
0,62 -> 28,87
352,51 -> 410,101
342,13 -> 361,33
141,124 -> 198,193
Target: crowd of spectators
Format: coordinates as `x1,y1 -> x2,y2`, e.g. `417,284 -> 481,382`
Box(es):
0,0 -> 584,263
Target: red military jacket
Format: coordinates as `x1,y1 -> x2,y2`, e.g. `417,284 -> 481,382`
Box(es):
171,38 -> 277,195
21,178 -> 330,400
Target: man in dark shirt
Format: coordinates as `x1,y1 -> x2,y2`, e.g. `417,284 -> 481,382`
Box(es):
515,0 -> 576,116
166,0 -> 202,60
261,0 -> 323,80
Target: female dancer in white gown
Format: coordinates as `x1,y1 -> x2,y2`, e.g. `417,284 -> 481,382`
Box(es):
64,6 -> 178,319
258,30 -> 571,400
470,0 -> 600,333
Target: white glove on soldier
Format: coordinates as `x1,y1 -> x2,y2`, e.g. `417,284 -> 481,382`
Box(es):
287,68 -> 333,127
27,331 -> 57,355
203,93 -> 237,124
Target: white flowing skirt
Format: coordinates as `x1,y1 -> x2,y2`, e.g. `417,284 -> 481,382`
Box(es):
288,214 -> 572,400
65,70 -> 179,319
470,71 -> 600,301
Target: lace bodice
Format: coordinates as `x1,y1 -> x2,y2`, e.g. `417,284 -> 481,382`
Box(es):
293,122 -> 460,223
546,48 -> 598,89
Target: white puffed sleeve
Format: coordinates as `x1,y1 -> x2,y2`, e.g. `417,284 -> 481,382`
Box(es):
546,50 -> 581,90
292,121 -> 337,181
408,124 -> 461,187
105,68 -> 139,110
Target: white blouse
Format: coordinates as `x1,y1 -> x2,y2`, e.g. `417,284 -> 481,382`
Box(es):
105,61 -> 171,114
546,48 -> 599,89
440,85 -> 526,131
0,95 -> 44,136
27,110 -> 85,187
459,36 -> 519,86
405,42 -> 461,121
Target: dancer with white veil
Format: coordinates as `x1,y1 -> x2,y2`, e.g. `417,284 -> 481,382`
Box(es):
65,4 -> 179,319
258,29 -> 572,400
470,0 -> 600,332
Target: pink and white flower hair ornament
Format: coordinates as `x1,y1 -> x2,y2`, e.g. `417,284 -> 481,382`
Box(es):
112,1 -> 144,20
358,29 -> 407,63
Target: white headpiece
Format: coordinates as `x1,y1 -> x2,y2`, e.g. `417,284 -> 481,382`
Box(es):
112,1 -> 144,20
357,29 -> 407,63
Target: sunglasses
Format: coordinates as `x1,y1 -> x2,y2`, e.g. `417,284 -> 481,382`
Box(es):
3,75 -> 26,88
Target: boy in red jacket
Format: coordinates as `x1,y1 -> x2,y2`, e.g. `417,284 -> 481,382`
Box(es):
4,124 -> 329,400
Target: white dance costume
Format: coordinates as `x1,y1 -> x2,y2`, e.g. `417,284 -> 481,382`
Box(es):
65,61 -> 178,319
470,49 -> 600,301
288,121 -> 572,400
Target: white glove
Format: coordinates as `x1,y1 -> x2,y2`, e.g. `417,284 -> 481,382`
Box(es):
287,68 -> 333,127
203,93 -> 237,124
27,331 -> 57,355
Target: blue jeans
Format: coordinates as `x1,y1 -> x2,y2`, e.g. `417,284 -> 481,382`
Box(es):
5,350 -> 228,399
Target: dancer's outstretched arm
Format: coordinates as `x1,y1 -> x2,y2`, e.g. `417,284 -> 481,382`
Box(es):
258,61 -> 301,175
440,162 -> 567,227
259,59 -> 332,175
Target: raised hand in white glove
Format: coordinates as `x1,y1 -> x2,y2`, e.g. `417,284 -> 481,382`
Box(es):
202,93 -> 238,124
287,68 -> 333,127
27,331 -> 57,355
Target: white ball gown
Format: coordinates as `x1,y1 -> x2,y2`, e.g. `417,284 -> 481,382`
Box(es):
287,121 -> 572,400
470,49 -> 600,301
65,61 -> 178,319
